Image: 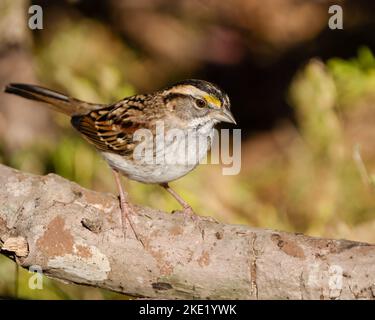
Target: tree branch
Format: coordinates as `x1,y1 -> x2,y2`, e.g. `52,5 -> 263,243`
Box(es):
0,164 -> 374,299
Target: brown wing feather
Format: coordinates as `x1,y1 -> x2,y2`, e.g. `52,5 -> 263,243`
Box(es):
71,95 -> 159,155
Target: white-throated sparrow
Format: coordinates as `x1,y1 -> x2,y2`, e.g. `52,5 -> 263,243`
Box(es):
4,80 -> 236,240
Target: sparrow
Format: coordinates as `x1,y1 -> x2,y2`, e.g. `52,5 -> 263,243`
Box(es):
4,80 -> 236,241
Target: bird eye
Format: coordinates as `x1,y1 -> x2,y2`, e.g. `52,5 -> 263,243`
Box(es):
196,98 -> 207,108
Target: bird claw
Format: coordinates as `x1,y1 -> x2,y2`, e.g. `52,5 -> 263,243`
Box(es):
180,206 -> 204,239
182,206 -> 196,219
119,202 -> 145,247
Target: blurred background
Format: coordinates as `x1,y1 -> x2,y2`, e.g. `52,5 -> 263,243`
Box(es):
1,0 -> 375,299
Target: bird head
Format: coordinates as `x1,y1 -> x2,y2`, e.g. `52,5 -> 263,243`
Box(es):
163,79 -> 236,128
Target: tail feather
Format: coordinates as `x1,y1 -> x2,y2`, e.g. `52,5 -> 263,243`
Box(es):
4,83 -> 103,115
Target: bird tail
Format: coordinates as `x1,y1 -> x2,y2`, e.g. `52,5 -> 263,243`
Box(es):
4,83 -> 103,115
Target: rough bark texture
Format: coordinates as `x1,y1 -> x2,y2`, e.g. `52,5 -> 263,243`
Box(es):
0,164 -> 374,300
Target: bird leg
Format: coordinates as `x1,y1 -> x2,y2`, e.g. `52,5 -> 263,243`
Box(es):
160,183 -> 204,238
112,169 -> 143,245
160,183 -> 197,220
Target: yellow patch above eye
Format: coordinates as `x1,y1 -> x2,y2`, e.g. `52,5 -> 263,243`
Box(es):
204,95 -> 222,107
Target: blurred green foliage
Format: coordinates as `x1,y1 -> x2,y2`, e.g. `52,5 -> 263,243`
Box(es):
36,18 -> 137,103
328,46 -> 375,108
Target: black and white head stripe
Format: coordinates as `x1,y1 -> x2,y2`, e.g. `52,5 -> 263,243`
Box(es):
166,79 -> 229,108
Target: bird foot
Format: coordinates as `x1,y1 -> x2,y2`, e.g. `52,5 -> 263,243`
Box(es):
118,198 -> 144,247
181,205 -> 197,221
179,206 -> 204,238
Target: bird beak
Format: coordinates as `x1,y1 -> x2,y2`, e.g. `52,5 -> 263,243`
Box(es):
213,108 -> 237,125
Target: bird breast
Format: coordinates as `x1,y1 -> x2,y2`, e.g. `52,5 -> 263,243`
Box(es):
102,124 -> 215,184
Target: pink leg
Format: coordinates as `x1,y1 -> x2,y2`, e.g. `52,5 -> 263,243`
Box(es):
112,169 -> 143,245
160,183 -> 204,238
160,183 -> 197,220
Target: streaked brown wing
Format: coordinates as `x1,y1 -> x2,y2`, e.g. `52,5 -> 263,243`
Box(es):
71,97 -> 150,155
